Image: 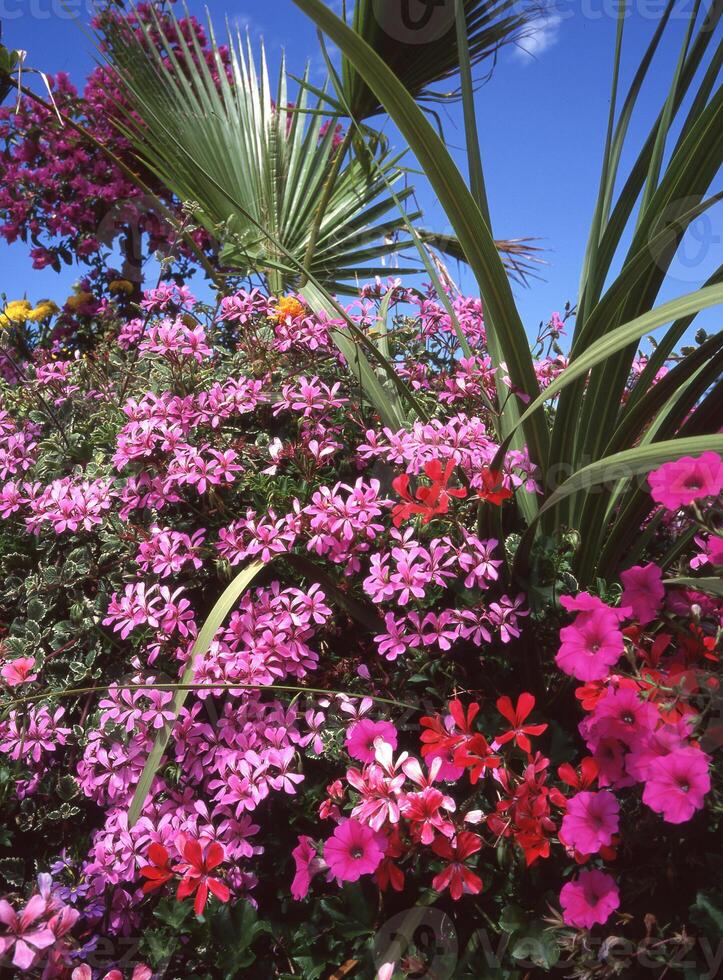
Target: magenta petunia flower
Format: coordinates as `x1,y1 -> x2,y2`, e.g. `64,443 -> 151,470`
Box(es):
648,452 -> 723,511
642,746 -> 711,823
620,563 -> 665,625
560,869 -> 620,928
345,719 -> 398,763
561,790 -> 619,855
556,609 -> 625,681
323,819 -> 386,883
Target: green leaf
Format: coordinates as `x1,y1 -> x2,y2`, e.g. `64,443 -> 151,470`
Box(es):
293,0 -> 549,473
664,577 -> 723,597
101,11 -> 416,294
539,434 -> 723,517
342,0 -> 532,120
510,930 -> 560,970
512,284 -> 723,441
128,560 -> 265,825
499,904 -> 528,936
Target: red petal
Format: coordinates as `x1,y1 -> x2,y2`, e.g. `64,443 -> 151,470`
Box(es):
141,879 -> 165,894
516,692 -> 535,723
495,696 -> 515,724
207,878 -> 230,903
147,843 -> 169,868
391,474 -> 411,501
204,842 -> 225,871
194,881 -> 208,917
448,698 -> 477,732
517,733 -> 532,754
557,762 -> 577,788
183,837 -> 203,870
522,723 -> 547,736
423,459 -> 443,482
176,877 -> 197,901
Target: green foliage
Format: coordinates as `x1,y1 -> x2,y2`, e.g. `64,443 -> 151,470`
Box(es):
101,9 -> 419,295
293,0 -> 723,588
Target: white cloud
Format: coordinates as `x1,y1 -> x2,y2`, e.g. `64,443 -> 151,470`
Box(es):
512,13 -> 563,62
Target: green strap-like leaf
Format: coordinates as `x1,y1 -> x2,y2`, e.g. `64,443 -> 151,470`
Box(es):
128,560 -> 266,825
664,577 -> 723,596
293,0 -> 549,474
511,284 -> 723,445
538,434 -> 723,517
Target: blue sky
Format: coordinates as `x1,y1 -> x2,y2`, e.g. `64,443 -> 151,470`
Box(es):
1,0 -> 720,341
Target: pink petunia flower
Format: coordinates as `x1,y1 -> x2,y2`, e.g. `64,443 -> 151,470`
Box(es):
345,719 -> 398,763
556,608 -> 625,681
620,563 -> 665,626
323,819 -> 386,883
642,746 -> 711,823
560,790 -> 619,855
648,452 -> 723,511
560,869 -> 620,928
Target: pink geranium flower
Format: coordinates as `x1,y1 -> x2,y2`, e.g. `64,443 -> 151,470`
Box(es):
642,746 -> 711,823
560,790 -> 619,855
1,656 -> 37,686
620,563 -> 664,625
345,719 -> 398,763
648,452 -> 723,511
323,819 -> 386,883
560,869 -> 620,928
0,894 -> 56,970
290,835 -> 325,900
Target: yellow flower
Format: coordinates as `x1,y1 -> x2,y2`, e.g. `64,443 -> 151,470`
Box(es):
27,300 -> 59,322
271,296 -> 305,322
64,291 -> 94,312
108,279 -> 134,296
0,299 -> 33,326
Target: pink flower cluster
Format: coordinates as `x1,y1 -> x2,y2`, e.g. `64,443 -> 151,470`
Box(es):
0,412 -> 39,480
0,876 -> 80,972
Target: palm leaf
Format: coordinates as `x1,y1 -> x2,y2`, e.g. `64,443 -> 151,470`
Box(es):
342,0 -> 535,119
100,7 -> 418,295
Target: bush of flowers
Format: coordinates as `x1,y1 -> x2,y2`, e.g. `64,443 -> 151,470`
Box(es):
0,277 -> 720,979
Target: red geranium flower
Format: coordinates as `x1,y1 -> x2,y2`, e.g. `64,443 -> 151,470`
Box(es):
447,698 -> 480,734
476,467 -> 513,506
557,758 -> 598,793
174,837 -> 230,916
392,458 -> 466,527
495,692 -> 548,753
139,843 -> 173,895
454,734 -> 501,784
431,831 -> 483,900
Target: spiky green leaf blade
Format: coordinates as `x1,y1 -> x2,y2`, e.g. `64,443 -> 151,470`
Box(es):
129,560 -> 265,825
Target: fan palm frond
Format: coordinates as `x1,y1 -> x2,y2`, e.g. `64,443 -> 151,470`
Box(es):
418,229 -> 546,285
342,0 -> 538,119
100,7 -> 419,294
